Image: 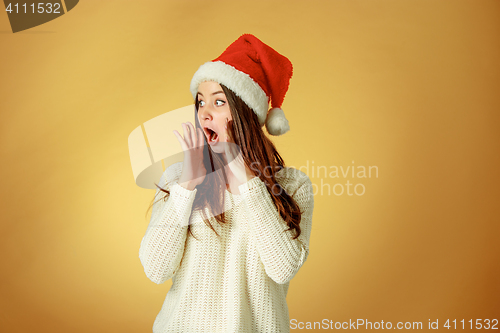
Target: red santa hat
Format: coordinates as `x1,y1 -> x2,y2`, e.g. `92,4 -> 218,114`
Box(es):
190,34 -> 293,136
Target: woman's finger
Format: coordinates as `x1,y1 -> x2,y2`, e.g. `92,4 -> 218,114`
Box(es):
197,127 -> 205,148
173,130 -> 188,151
186,122 -> 197,147
182,123 -> 193,147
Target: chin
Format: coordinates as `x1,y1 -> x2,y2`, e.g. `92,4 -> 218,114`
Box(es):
211,146 -> 226,154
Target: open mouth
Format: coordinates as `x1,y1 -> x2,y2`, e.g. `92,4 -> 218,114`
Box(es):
203,126 -> 219,144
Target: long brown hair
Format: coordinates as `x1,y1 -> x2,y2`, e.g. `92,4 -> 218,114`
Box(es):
147,84 -> 303,239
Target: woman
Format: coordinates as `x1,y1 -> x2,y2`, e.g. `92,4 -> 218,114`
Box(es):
139,34 -> 314,332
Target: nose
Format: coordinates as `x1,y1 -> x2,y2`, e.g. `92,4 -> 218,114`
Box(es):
198,104 -> 214,122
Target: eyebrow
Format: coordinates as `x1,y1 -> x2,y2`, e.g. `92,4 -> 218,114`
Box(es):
197,91 -> 225,97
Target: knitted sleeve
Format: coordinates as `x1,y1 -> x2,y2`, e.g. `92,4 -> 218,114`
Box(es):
238,169 -> 314,284
138,162 -> 196,284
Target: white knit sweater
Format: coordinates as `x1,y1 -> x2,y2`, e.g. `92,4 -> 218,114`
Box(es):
139,162 -> 314,332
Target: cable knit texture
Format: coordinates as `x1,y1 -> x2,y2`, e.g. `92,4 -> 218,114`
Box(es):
139,162 -> 314,332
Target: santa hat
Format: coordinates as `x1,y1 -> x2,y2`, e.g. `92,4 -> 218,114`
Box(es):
190,34 -> 293,136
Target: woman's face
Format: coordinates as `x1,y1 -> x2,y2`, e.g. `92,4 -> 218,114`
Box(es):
197,81 -> 233,154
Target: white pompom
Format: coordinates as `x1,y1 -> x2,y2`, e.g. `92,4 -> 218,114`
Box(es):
265,108 -> 290,136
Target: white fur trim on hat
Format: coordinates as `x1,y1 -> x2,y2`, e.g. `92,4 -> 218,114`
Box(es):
265,108 -> 290,136
190,61 -> 269,125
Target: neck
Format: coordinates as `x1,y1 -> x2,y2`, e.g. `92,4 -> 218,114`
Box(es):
223,163 -> 235,183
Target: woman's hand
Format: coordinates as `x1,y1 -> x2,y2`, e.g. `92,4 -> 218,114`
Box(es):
225,118 -> 255,185
173,122 -> 206,191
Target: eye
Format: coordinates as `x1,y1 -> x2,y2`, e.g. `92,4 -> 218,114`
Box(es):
199,100 -> 205,107
215,100 -> 225,106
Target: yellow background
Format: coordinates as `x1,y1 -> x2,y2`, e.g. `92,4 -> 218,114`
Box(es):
1,0 -> 499,332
